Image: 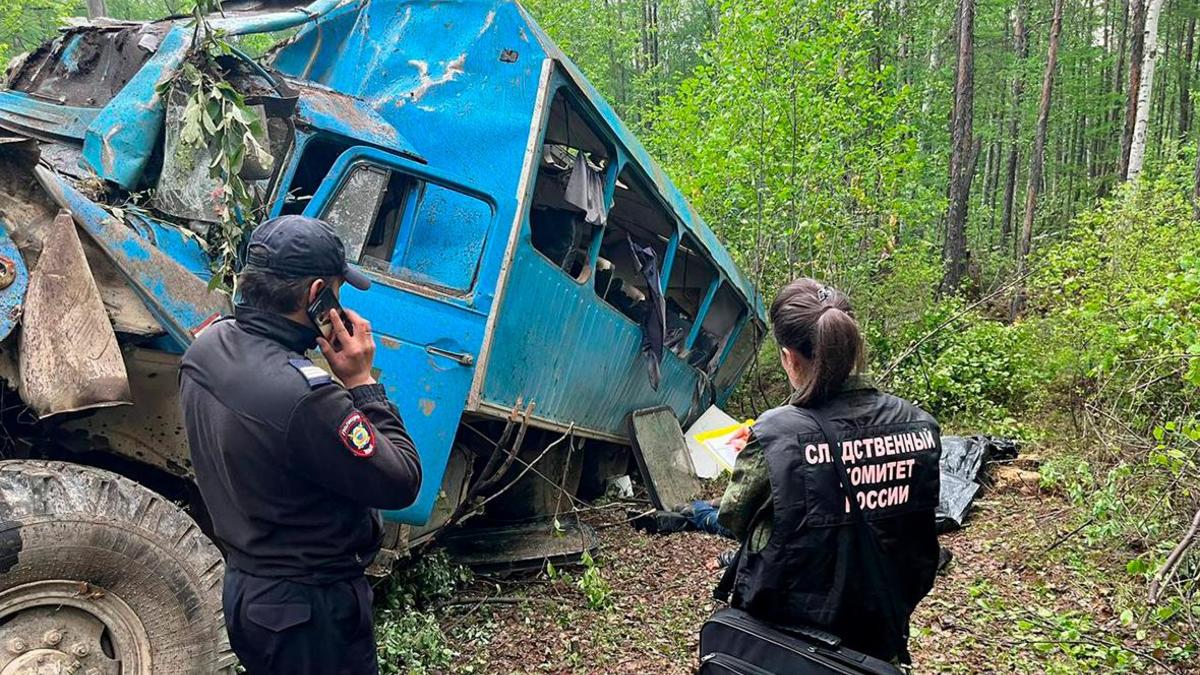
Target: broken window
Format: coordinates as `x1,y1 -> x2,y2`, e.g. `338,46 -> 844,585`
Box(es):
689,283 -> 745,372
663,233 -> 718,361
529,90 -> 612,281
714,322 -> 761,394
318,162 -> 491,293
594,168 -> 674,324
279,136 -> 351,215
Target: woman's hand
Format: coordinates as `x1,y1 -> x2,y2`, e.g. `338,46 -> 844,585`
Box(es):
728,425 -> 751,453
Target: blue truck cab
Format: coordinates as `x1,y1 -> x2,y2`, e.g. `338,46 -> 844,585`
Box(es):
0,2 -> 764,669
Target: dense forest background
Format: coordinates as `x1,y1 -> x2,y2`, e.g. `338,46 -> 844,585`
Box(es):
2,0 -> 1199,668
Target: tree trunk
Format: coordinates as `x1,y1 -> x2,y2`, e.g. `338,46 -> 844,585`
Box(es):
86,0 -> 107,18
1120,0 -> 1149,178
1181,15 -> 1196,138
1001,0 -> 1029,245
942,0 -> 977,295
1127,0 -> 1167,181
1012,0 -> 1065,320
1193,135 -> 1200,219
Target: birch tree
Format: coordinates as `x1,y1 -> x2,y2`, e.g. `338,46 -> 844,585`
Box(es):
1127,0 -> 1167,182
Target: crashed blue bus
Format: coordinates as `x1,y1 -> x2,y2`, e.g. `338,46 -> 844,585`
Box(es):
0,0 -> 764,670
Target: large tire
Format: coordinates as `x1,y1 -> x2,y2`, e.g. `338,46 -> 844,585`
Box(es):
0,460 -> 236,674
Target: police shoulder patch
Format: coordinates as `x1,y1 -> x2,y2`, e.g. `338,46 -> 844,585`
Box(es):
288,358 -> 333,389
339,411 -> 376,458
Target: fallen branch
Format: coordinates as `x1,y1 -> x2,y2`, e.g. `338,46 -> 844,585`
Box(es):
1038,517 -> 1095,557
1149,506 -> 1200,605
435,596 -> 562,611
878,267 -> 1035,384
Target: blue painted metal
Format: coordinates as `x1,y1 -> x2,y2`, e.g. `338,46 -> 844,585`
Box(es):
209,0 -> 347,35
82,24 -> 192,188
59,34 -> 84,73
289,80 -> 424,160
0,224 -> 30,343
302,145 -> 493,525
270,0 -> 765,447
686,278 -> 721,351
3,0 -> 765,526
0,92 -> 98,142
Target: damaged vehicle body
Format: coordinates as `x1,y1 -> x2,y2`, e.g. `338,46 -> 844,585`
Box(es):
0,0 -> 765,671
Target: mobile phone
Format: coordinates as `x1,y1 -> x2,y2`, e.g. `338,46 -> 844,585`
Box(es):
306,285 -> 346,340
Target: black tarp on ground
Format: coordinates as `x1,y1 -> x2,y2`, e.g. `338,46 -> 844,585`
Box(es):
936,435 -> 1019,532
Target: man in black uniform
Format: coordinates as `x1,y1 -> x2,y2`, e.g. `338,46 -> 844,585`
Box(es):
180,215 -> 422,675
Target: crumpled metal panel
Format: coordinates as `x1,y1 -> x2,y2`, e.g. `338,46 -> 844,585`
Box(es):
33,166 -> 231,350
0,92 -> 98,143
81,24 -> 192,189
289,79 -> 422,160
19,211 -> 131,418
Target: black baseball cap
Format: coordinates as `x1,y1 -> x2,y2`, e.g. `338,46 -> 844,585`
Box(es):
243,215 -> 371,291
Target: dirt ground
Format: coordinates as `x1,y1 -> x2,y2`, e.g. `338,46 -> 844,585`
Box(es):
429,481 -> 1197,674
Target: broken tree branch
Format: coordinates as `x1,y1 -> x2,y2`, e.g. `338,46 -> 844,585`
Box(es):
1149,506 -> 1200,604
878,266 -> 1036,383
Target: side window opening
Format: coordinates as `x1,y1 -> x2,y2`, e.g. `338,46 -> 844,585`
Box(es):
595,168 -> 674,324
318,162 -> 492,293
715,323 -> 761,394
664,233 -> 718,360
320,164 -> 414,265
281,137 -> 352,215
692,283 -> 745,372
529,91 -> 612,281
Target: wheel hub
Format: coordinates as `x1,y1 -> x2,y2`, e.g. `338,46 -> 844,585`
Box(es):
0,582 -> 150,675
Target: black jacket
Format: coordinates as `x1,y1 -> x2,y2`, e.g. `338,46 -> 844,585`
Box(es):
180,306 -> 422,583
729,382 -> 941,661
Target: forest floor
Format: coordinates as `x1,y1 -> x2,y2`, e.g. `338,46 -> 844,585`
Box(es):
420,448 -> 1197,674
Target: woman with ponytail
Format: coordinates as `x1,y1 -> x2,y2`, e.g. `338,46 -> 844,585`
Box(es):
714,279 -> 942,665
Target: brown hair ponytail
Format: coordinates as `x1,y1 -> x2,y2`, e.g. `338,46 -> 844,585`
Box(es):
769,278 -> 865,407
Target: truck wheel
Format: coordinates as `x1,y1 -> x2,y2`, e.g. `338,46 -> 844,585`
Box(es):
0,460 -> 236,674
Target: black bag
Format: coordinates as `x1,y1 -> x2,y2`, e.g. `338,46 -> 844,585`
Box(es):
699,608 -> 902,674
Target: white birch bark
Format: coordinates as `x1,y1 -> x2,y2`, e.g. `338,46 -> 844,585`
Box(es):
1127,0 -> 1166,181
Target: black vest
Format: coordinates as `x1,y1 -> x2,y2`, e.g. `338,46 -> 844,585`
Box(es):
730,386 -> 942,660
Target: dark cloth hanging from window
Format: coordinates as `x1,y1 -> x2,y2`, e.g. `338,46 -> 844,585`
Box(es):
628,236 -> 666,390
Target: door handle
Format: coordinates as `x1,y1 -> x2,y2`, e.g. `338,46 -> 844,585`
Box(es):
425,345 -> 475,366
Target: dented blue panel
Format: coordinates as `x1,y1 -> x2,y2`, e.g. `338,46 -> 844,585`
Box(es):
0,92 -> 97,142
1,0 -> 765,527
290,80 -> 424,160
82,25 -> 192,188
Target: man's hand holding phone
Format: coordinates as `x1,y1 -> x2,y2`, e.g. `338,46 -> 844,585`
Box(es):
317,309 -> 376,389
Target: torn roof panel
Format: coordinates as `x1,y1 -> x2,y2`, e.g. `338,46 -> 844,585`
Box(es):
288,79 -> 423,161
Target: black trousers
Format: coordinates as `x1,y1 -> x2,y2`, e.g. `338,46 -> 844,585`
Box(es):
224,567 -> 379,675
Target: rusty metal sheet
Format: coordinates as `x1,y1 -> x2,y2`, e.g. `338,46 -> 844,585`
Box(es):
60,348 -> 192,477
440,515 -> 599,573
19,211 -> 130,418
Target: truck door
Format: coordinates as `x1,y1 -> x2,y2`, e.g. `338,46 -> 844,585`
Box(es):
303,146 -> 495,525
